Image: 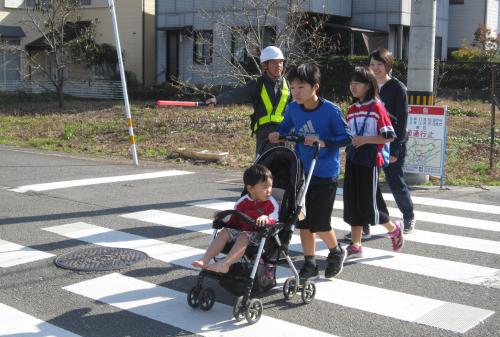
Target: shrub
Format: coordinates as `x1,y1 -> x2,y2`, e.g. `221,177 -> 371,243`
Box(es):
320,56 -> 407,101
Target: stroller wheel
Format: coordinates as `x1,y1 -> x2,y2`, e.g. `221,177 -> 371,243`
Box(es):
245,298 -> 263,325
301,280 -> 316,304
199,287 -> 216,311
187,286 -> 201,308
233,296 -> 246,322
283,277 -> 298,300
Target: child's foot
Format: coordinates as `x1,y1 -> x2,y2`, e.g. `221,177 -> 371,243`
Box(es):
346,244 -> 363,260
389,221 -> 404,252
342,226 -> 372,241
191,260 -> 206,269
403,218 -> 416,234
205,261 -> 230,273
325,246 -> 346,278
298,262 -> 319,280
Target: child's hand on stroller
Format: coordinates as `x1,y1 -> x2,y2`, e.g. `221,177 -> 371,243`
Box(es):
255,215 -> 269,227
268,132 -> 280,143
304,135 -> 324,147
213,211 -> 230,222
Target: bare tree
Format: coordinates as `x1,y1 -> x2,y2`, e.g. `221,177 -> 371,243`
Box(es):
172,0 -> 339,93
0,0 -> 97,107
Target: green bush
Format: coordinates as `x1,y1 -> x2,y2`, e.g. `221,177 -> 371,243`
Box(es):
318,56 -> 495,99
437,61 -> 492,90
319,56 -> 407,101
447,107 -> 481,117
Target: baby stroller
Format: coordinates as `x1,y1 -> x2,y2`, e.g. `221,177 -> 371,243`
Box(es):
187,135 -> 321,324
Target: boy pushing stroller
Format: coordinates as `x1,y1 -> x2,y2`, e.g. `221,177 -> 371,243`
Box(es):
188,136 -> 321,324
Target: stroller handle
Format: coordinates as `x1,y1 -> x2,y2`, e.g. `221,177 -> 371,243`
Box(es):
278,134 -> 304,143
212,210 -> 282,236
279,134 -> 321,159
213,210 -> 255,228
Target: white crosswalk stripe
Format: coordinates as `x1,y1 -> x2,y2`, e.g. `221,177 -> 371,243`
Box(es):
336,187 -> 500,215
2,191 -> 498,336
122,209 -> 500,288
63,273 -> 338,337
188,199 -> 500,255
0,239 -> 54,268
9,170 -> 194,193
0,303 -> 82,336
188,199 -> 500,233
42,221 -> 494,333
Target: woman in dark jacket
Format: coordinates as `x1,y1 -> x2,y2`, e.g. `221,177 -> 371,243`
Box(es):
369,48 -> 416,234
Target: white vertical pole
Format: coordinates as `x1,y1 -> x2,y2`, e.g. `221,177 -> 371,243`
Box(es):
108,0 -> 139,165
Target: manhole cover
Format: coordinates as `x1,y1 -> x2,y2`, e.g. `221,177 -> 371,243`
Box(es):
54,247 -> 149,272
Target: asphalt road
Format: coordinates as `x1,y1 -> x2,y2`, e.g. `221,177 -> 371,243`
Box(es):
0,144 -> 499,337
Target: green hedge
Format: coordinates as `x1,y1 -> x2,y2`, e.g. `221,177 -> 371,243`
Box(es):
436,61 -> 492,90
319,56 -> 496,100
319,56 -> 407,101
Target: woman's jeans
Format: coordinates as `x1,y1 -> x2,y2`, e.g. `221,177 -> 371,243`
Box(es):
382,143 -> 415,221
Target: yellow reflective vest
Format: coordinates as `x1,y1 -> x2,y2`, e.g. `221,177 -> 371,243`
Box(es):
252,78 -> 290,132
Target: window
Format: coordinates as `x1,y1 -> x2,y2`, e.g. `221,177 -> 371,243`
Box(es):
231,26 -> 276,72
23,0 -> 91,8
0,39 -> 21,81
193,30 -> 213,65
449,0 -> 464,4
435,36 -> 443,60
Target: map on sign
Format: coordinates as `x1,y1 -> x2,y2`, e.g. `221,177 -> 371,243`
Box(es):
405,138 -> 443,175
403,105 -> 447,177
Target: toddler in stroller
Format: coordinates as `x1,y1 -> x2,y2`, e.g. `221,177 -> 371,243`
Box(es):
188,137 -> 319,324
191,164 -> 280,273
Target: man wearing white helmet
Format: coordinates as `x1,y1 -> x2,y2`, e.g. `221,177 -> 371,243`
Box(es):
206,46 -> 291,155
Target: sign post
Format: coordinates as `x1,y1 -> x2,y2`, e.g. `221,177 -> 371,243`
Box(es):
404,105 -> 448,189
108,0 -> 138,165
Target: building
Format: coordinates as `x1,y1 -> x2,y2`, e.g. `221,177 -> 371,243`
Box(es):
155,0 -> 456,86
351,0 -> 449,60
3,1 -> 498,88
448,0 -> 499,52
0,0 -> 155,86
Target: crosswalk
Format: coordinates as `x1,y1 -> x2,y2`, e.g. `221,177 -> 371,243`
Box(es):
1,177 -> 499,336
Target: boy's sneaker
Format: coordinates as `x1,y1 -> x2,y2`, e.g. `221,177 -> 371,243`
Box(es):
390,221 -> 404,252
346,244 -> 363,260
324,246 -> 347,278
403,218 -> 416,234
343,226 -> 372,241
299,262 -> 319,280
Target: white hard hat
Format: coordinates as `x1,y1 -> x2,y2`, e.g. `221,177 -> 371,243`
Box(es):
260,46 -> 284,64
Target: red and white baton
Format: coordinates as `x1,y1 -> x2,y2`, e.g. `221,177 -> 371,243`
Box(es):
156,100 -> 207,107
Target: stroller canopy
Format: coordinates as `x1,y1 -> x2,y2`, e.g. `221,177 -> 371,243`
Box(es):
254,146 -> 303,223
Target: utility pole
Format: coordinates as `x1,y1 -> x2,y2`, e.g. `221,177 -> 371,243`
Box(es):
406,0 -> 437,185
407,0 -> 436,106
108,0 -> 139,166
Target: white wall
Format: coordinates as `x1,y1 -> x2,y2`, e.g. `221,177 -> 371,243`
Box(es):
448,0 -> 487,48
156,0 -> 298,85
306,0 -> 351,17
436,0 -> 449,60
352,0 -> 412,30
486,0 -> 499,36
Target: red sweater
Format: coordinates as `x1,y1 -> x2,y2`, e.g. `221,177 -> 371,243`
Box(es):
226,195 -> 280,231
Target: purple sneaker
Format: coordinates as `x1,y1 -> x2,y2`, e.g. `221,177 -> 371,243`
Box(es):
346,244 -> 363,260
389,221 -> 404,252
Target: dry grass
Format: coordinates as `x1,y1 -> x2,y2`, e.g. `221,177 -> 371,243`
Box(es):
0,93 -> 498,185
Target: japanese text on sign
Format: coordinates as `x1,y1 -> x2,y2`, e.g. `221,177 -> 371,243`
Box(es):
404,105 -> 447,176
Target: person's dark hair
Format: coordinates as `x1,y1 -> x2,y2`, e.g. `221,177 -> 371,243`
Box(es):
243,164 -> 273,187
369,48 -> 394,73
350,66 -> 379,102
287,63 -> 321,87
